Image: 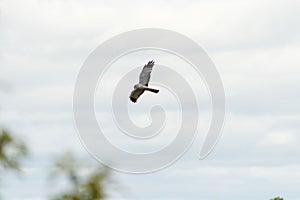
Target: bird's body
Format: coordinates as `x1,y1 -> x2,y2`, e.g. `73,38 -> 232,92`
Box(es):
129,61 -> 159,103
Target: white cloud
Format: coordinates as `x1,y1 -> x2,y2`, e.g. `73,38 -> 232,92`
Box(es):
261,131 -> 294,145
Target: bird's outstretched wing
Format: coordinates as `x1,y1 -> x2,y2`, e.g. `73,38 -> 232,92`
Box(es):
129,87 -> 145,103
139,60 -> 155,86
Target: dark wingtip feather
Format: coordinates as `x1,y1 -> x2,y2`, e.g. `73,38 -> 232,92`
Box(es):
130,97 -> 137,103
147,60 -> 155,66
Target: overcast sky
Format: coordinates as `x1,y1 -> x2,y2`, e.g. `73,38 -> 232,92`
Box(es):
1,0 -> 300,199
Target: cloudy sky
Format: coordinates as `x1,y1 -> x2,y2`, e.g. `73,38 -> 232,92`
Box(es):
1,0 -> 300,199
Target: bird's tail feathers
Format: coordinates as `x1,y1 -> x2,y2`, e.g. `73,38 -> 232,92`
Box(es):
145,88 -> 159,93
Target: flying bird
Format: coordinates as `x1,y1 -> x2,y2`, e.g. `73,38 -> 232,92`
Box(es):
129,60 -> 159,103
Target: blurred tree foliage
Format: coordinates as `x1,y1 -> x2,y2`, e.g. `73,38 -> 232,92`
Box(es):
1,87 -> 113,200
270,197 -> 284,200
50,152 -> 111,200
0,129 -> 28,171
0,128 -> 28,200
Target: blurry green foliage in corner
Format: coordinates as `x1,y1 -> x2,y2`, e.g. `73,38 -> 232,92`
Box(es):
50,152 -> 111,200
0,129 -> 28,171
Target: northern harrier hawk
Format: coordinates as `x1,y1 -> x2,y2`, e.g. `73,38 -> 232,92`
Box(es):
129,60 -> 159,103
